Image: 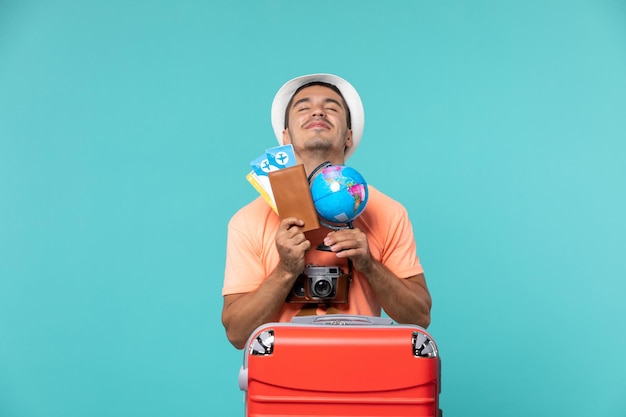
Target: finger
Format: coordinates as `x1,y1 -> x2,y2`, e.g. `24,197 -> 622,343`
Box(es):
297,239 -> 312,252
328,239 -> 360,253
289,233 -> 309,246
281,217 -> 305,229
326,231 -> 366,250
278,225 -> 306,242
325,228 -> 363,244
335,247 -> 359,258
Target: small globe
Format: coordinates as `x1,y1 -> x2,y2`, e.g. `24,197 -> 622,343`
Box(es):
310,165 -> 368,224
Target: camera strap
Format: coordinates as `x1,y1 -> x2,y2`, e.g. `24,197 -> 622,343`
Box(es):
307,161 -> 332,185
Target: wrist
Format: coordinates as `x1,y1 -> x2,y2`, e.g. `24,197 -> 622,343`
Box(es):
354,257 -> 377,275
274,262 -> 301,282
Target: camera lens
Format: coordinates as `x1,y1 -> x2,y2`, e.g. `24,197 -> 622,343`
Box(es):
312,277 -> 333,298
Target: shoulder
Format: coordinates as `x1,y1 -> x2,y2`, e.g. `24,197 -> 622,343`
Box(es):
364,185 -> 408,217
228,198 -> 279,233
355,185 -> 413,236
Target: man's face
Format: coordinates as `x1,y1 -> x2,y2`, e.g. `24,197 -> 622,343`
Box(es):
282,85 -> 353,159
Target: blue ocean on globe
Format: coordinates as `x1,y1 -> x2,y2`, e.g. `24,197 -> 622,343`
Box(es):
310,165 -> 368,224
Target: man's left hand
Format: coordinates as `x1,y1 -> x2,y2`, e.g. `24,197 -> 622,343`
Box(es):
322,227 -> 373,272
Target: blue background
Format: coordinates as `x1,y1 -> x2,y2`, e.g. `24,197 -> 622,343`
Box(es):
1,1 -> 625,416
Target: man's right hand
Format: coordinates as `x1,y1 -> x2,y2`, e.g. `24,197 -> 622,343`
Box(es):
275,217 -> 311,277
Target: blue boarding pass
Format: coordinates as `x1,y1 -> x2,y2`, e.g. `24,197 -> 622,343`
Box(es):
265,144 -> 296,171
248,144 -> 296,213
250,153 -> 274,177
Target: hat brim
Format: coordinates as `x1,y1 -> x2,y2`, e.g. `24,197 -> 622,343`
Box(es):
271,73 -> 364,161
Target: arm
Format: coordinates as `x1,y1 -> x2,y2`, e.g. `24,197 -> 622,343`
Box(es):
322,229 -> 432,327
221,217 -> 309,349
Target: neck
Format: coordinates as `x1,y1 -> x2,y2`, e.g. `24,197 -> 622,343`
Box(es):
296,153 -> 346,177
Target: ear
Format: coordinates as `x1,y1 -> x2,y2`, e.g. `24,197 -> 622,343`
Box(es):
344,129 -> 353,149
282,128 -> 292,144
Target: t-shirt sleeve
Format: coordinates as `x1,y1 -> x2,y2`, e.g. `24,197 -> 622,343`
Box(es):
381,205 -> 424,279
222,215 -> 267,296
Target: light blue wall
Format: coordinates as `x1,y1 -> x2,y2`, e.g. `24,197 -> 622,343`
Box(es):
1,1 -> 625,416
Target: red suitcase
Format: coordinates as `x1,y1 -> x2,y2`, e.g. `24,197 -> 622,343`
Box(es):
238,315 -> 441,417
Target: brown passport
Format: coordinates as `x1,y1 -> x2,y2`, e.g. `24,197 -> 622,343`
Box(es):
268,164 -> 320,232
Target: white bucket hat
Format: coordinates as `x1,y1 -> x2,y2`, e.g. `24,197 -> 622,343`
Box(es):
271,73 -> 364,161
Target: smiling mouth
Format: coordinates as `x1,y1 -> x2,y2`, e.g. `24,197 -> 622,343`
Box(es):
305,121 -> 331,129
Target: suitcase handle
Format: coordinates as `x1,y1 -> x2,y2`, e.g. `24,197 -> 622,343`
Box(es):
291,314 -> 394,326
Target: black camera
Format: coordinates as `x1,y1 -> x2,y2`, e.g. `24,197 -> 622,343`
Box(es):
286,265 -> 351,304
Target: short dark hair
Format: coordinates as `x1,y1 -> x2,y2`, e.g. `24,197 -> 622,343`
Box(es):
284,81 -> 352,129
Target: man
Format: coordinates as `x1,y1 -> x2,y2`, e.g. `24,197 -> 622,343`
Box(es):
222,74 -> 431,349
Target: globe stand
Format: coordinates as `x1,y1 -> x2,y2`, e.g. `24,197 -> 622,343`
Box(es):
316,220 -> 354,252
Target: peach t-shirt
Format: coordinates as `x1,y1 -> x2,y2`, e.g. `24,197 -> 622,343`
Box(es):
222,186 -> 423,322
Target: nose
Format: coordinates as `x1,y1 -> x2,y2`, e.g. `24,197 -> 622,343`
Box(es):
311,103 -> 325,118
